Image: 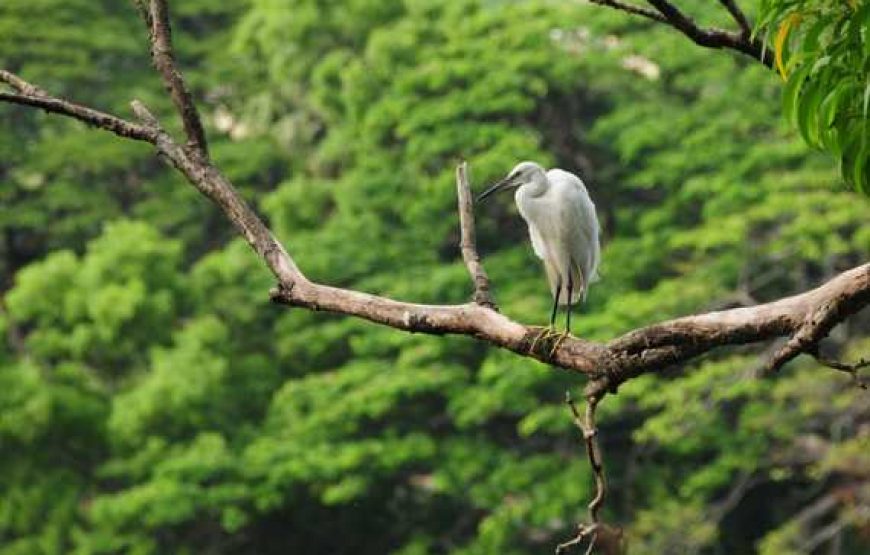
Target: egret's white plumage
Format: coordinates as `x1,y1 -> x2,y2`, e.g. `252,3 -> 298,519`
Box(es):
515,164 -> 600,304
479,161 -> 600,313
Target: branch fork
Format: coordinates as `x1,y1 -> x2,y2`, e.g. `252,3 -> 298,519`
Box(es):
590,0 -> 772,67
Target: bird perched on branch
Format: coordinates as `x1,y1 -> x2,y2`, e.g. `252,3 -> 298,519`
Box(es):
478,161 -> 600,350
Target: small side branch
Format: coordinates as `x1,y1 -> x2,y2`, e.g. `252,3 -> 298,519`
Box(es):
557,390 -> 623,554
0,69 -> 49,96
767,281 -> 870,374
717,0 -> 753,36
810,348 -> 868,389
0,72 -> 157,143
588,0 -> 666,23
137,0 -> 209,157
456,161 -> 497,309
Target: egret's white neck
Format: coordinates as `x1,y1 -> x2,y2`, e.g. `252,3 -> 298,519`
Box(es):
520,169 -> 548,197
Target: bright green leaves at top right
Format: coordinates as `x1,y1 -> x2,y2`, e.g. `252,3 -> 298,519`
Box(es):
757,0 -> 870,194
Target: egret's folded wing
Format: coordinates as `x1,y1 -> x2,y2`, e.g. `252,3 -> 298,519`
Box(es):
527,223 -> 548,260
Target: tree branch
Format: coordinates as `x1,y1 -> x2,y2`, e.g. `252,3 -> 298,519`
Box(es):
588,0 -> 773,67
2,5 -> 867,397
717,0 -> 753,36
456,161 -> 497,309
136,0 -> 209,157
2,8 -> 866,551
0,73 -> 157,142
558,389 -> 624,554
588,0 -> 666,23
808,348 -> 869,389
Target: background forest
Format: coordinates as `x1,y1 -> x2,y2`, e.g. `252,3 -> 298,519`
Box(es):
1,0 -> 868,554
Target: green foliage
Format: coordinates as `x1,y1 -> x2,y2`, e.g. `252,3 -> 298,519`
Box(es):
757,0 -> 870,193
1,1 -> 869,554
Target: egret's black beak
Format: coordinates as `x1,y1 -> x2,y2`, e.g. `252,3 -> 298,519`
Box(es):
477,176 -> 517,203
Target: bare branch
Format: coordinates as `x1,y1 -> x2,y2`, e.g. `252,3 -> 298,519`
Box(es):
717,0 -> 753,36
456,161 -> 497,309
557,390 -> 624,554
569,391 -> 606,522
644,0 -> 771,66
587,0 -> 773,67
2,68 -> 867,384
138,0 -> 209,157
809,348 -> 869,389
0,69 -> 49,96
2,9 -> 867,397
0,73 -> 157,143
588,0 -> 666,23
603,263 -> 870,389
132,112 -> 304,286
812,352 -> 869,373
766,277 -> 870,373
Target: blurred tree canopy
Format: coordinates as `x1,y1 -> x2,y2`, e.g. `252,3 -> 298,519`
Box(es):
0,1 -> 868,554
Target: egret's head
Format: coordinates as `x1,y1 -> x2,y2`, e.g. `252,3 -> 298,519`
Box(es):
477,161 -> 545,202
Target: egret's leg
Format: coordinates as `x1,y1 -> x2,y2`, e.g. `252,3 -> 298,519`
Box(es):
565,272 -> 574,334
550,272 -> 573,357
549,278 -> 561,328
530,278 -> 561,354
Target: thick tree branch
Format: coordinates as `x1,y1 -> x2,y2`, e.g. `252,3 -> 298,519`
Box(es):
127,102 -> 305,285
136,0 -> 209,157
2,66 -> 866,388
588,0 -> 773,67
2,5 -> 867,397
456,161 -> 497,309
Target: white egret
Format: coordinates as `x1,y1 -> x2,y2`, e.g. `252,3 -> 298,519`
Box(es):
478,161 -> 600,344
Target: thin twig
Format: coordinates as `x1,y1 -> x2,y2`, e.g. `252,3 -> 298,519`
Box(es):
809,348 -> 869,389
717,0 -> 753,36
557,391 -> 623,554
456,161 -> 497,309
588,0 -> 666,23
138,0 -> 209,157
0,75 -> 157,143
571,392 -> 606,522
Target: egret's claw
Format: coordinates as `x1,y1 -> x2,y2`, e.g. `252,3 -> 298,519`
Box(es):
529,325 -> 557,355
548,330 -> 570,358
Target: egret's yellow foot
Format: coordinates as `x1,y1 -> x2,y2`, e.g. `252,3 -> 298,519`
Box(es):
548,329 -> 571,358
529,325 -> 558,355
